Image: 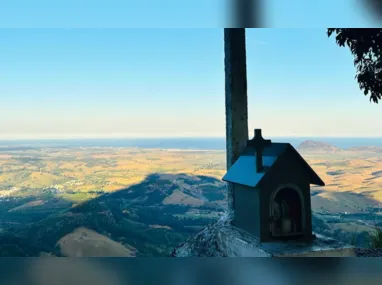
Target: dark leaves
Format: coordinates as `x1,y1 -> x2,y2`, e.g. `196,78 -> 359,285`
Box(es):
328,28 -> 382,104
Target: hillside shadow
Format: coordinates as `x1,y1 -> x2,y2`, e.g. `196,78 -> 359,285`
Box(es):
9,171 -> 382,256
1,172 -> 227,257
73,172 -> 226,208
0,194 -> 74,226
1,172 -> 226,226
0,194 -> 75,257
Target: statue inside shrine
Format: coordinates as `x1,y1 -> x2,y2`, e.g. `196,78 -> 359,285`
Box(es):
272,198 -> 295,236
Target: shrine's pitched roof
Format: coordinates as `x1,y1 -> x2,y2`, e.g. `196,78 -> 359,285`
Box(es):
222,142 -> 325,188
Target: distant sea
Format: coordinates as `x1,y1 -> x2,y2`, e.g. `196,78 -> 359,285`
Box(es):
1,137 -> 382,150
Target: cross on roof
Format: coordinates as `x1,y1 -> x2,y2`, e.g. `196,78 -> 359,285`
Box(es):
247,129 -> 272,173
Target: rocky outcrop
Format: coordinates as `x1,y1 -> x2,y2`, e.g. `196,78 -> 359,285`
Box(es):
172,212 -> 364,257
171,213 -> 231,257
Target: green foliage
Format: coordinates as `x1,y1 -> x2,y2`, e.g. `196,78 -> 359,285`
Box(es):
0,174 -> 224,257
369,223 -> 382,249
327,28 -> 382,103
350,226 -> 358,246
0,234 -> 48,257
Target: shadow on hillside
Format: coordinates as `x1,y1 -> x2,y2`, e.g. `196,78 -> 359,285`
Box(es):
0,172 -> 227,257
3,171 -> 382,256
0,172 -> 226,222
74,172 -> 227,208
0,194 -> 74,225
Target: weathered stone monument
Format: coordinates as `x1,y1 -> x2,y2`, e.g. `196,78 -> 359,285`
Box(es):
172,28 -> 355,257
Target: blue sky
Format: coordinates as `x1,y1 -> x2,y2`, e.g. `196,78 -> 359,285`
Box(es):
0,0 -> 379,28
0,28 -> 381,139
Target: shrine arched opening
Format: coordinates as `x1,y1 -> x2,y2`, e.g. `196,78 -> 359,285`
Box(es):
270,185 -> 305,239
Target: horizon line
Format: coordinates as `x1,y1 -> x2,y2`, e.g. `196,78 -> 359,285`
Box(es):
2,135 -> 382,140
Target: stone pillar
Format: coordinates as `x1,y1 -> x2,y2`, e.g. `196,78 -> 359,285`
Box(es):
224,28 -> 249,219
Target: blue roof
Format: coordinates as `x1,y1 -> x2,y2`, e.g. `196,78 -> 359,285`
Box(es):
222,142 -> 325,188
222,143 -> 289,187
222,155 -> 278,187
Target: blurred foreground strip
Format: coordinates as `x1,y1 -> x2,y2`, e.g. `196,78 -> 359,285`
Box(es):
0,258 -> 381,285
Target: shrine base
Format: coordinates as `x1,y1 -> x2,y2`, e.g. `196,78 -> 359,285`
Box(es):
217,224 -> 356,257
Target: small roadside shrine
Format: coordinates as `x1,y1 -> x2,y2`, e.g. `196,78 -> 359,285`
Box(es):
172,29 -> 356,257
223,129 -> 325,242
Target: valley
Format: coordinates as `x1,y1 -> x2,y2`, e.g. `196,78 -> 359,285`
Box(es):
0,141 -> 382,256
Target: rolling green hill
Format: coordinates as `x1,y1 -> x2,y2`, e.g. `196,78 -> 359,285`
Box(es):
2,174 -> 226,256
1,144 -> 382,256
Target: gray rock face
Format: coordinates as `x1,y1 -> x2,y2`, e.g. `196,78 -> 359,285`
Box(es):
172,213 -> 231,257
172,212 -> 363,257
